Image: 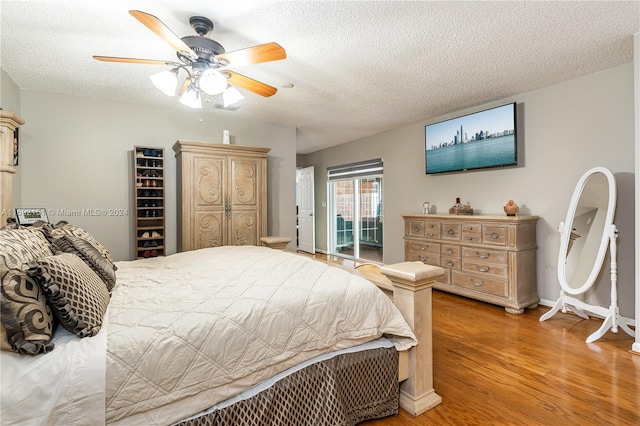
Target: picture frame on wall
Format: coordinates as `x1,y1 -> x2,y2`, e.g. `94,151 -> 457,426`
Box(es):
15,208 -> 48,225
13,128 -> 19,166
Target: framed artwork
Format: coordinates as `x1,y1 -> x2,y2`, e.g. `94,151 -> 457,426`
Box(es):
13,128 -> 19,166
15,208 -> 48,225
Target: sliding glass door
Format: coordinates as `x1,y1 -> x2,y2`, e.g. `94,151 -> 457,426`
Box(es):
329,175 -> 383,263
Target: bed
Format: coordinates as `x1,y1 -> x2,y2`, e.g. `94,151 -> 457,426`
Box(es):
0,222 -> 443,425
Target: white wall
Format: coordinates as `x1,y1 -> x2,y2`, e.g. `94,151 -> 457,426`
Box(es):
16,90 -> 297,261
303,63 -> 636,318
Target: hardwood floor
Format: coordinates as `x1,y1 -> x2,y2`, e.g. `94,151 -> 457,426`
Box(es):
365,291 -> 639,426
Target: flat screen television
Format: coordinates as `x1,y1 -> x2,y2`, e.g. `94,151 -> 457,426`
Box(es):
425,102 -> 517,174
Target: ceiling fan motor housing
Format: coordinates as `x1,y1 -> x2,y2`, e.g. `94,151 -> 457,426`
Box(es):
179,36 -> 225,64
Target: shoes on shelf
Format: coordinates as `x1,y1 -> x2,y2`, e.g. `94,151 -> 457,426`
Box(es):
142,250 -> 151,258
150,250 -> 159,257
151,231 -> 162,238
141,231 -> 150,238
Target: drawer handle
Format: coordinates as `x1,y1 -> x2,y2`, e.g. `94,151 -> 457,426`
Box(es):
468,236 -> 474,241
418,255 -> 428,263
476,251 -> 490,259
491,232 -> 499,239
468,226 -> 473,230
476,265 -> 490,272
448,229 -> 455,235
447,248 -> 454,254
447,260 -> 455,267
471,278 -> 485,287
413,226 -> 421,233
428,233 -> 435,237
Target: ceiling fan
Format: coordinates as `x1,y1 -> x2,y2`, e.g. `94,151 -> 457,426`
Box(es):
93,10 -> 286,108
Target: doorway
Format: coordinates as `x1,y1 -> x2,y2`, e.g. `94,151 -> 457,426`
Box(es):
296,166 -> 315,253
329,171 -> 383,263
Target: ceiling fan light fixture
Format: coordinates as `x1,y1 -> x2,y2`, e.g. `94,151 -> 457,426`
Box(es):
179,86 -> 202,109
223,86 -> 244,107
199,68 -> 228,95
150,68 -> 178,96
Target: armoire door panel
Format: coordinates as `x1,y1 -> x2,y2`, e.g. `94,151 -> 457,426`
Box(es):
195,211 -> 224,249
230,158 -> 259,207
194,156 -> 225,207
230,211 -> 258,246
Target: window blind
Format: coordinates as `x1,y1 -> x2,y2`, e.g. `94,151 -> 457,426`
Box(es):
327,158 -> 383,181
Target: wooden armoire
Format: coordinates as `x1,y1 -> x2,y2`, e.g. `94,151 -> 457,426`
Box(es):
173,140 -> 270,252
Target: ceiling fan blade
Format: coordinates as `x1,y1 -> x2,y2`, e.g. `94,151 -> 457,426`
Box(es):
225,71 -> 277,97
129,10 -> 197,61
93,56 -> 181,66
179,79 -> 191,97
215,42 -> 286,68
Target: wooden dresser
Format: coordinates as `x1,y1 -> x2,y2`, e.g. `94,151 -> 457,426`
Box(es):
402,214 -> 539,314
173,140 -> 270,252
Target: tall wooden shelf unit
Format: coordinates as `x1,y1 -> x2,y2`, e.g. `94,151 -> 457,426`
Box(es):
173,140 -> 269,252
133,146 -> 166,259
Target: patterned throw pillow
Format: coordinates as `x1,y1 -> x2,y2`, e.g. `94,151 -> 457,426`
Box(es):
0,227 -> 55,354
52,235 -> 117,292
44,221 -> 116,270
28,253 -> 110,338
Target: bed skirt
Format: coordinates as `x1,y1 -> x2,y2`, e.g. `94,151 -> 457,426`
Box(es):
176,347 -> 399,426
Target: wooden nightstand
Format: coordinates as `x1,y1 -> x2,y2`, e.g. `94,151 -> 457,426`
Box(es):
260,236 -> 292,250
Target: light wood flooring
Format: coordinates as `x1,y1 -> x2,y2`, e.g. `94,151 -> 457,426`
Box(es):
367,291 -> 639,426
301,253 -> 640,425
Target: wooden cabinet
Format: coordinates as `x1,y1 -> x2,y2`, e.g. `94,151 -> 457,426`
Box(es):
133,146 -> 166,259
403,214 -> 539,314
173,140 -> 269,252
0,111 -> 24,223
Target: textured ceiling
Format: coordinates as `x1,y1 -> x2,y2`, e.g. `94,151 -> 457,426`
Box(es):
1,1 -> 639,154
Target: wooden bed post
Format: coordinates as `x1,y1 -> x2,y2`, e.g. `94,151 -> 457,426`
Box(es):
380,261 -> 444,417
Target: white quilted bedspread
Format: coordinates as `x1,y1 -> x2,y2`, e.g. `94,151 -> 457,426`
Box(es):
106,246 -> 417,425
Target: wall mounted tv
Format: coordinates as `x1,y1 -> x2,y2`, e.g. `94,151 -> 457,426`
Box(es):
425,102 -> 517,174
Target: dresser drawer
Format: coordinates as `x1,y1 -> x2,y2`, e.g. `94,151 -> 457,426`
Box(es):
462,247 -> 508,264
452,271 -> 507,297
406,250 -> 441,266
441,244 -> 461,257
441,223 -> 461,241
441,256 -> 461,270
483,225 -> 507,246
462,259 -> 508,278
406,220 -> 425,238
406,240 -> 440,254
462,226 -> 482,244
423,220 -> 441,239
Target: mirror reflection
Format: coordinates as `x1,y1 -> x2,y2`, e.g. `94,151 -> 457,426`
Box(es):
563,172 -> 609,291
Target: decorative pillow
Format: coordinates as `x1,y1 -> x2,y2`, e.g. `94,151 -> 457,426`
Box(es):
0,227 -> 56,354
44,221 -> 116,270
28,253 -> 110,338
52,235 -> 117,292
